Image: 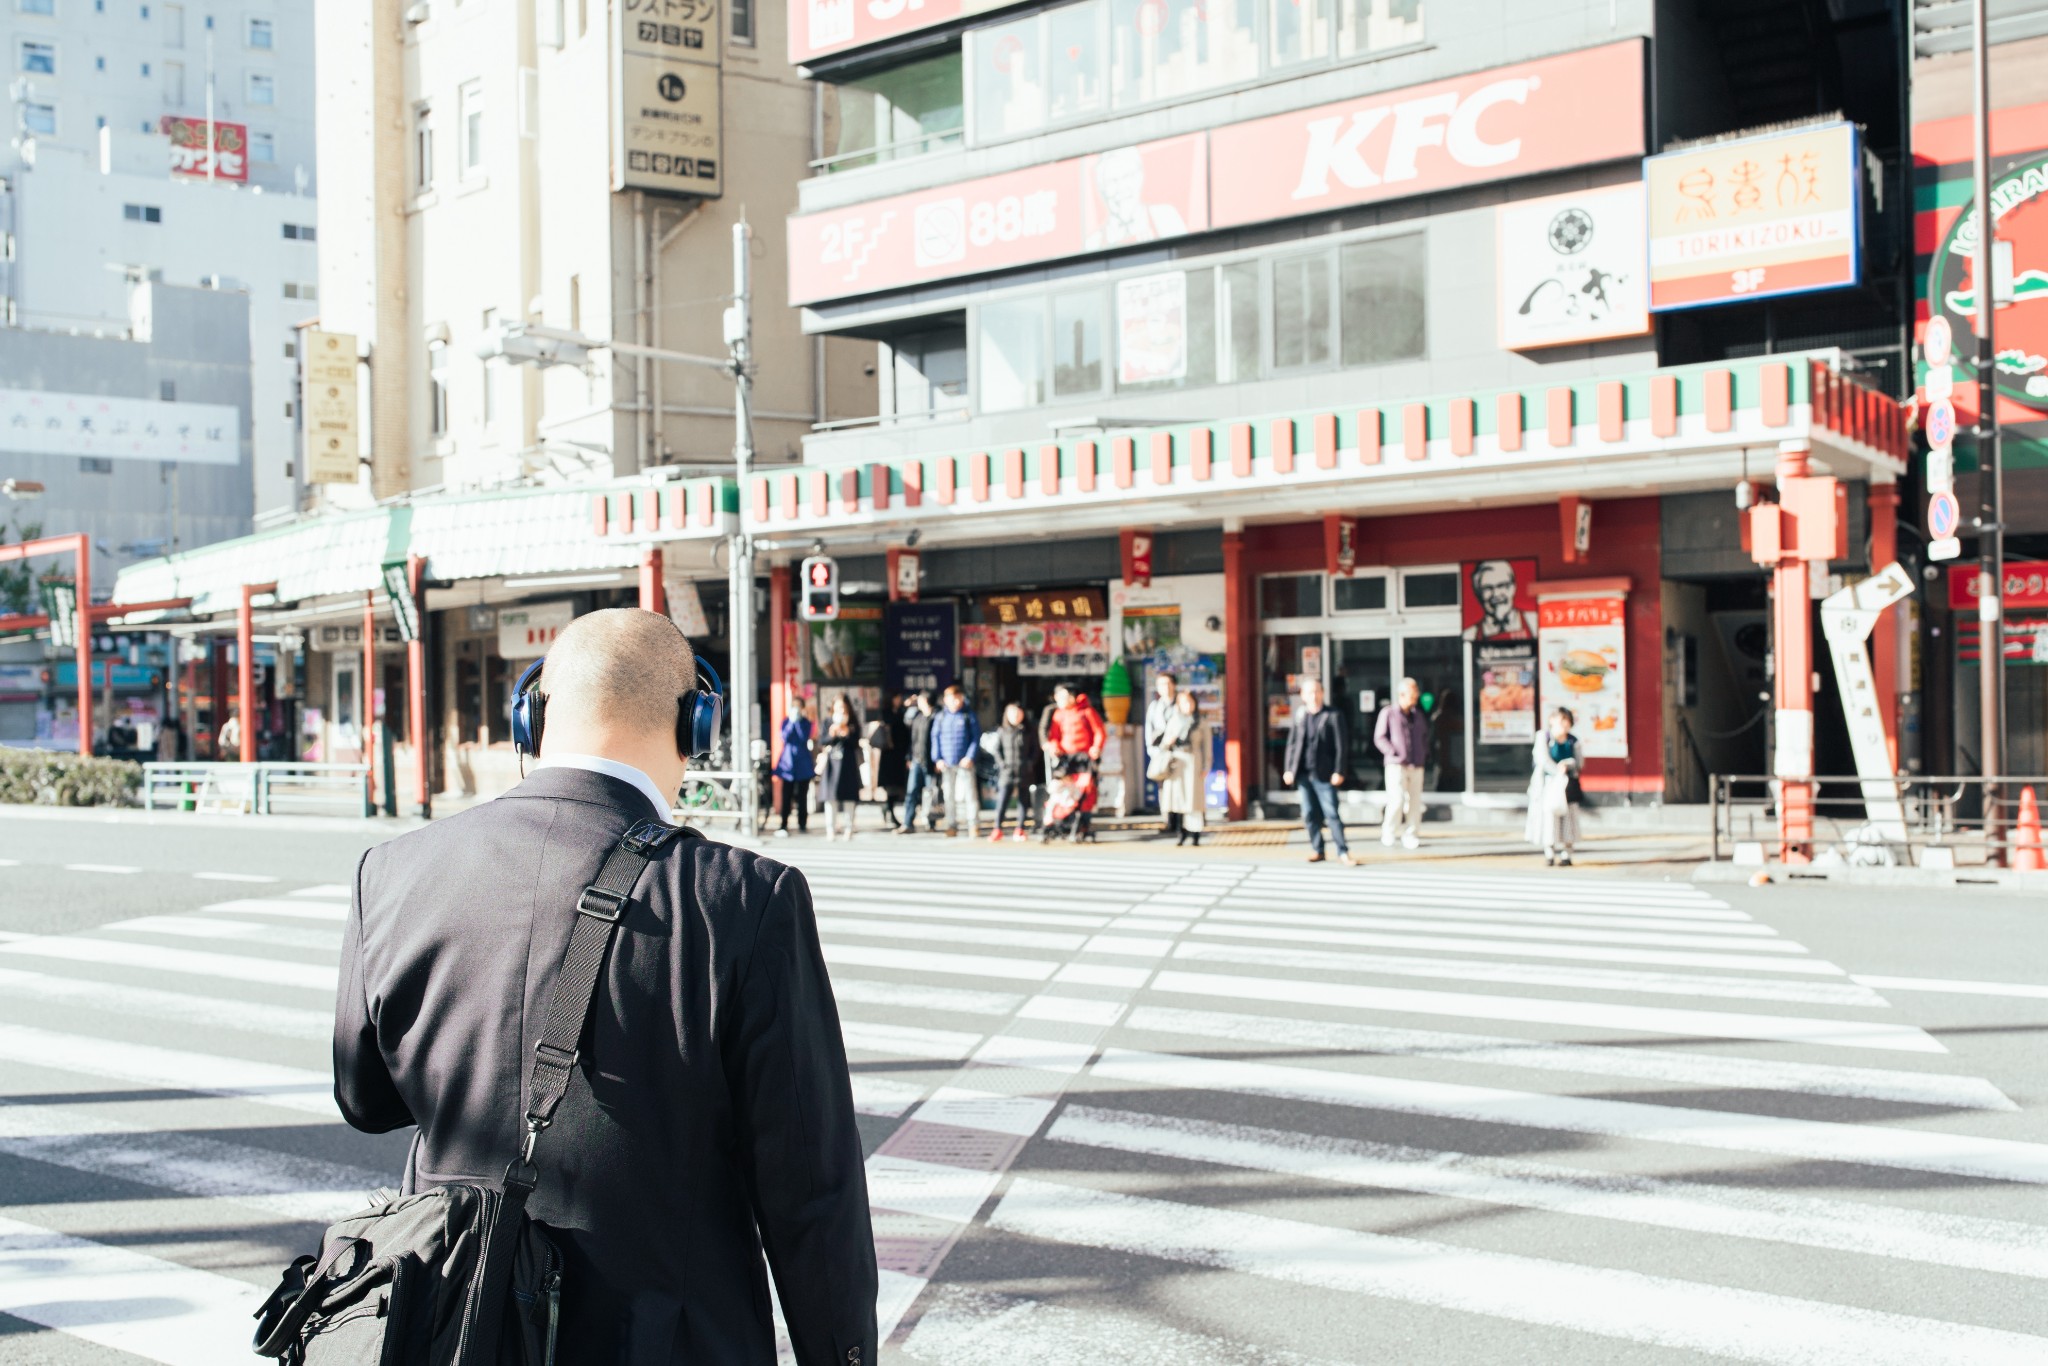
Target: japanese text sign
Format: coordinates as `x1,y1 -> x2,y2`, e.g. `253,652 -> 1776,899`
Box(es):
1950,562 -> 2048,612
788,134 -> 1208,305
614,0 -> 723,197
981,589 -> 1106,626
162,117 -> 249,182
0,388 -> 238,465
1645,122 -> 1860,310
1537,593 -> 1628,759
886,601 -> 957,695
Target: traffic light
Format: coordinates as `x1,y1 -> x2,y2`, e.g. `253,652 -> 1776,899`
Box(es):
799,555 -> 839,622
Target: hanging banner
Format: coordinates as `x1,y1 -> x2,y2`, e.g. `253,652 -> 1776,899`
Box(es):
1116,272 -> 1188,385
161,116 -> 249,182
1537,593 -> 1628,758
1645,121 -> 1861,310
302,330 -> 360,485
885,600 -> 956,694
613,0 -> 723,198
1498,182 -> 1651,349
1120,528 -> 1154,589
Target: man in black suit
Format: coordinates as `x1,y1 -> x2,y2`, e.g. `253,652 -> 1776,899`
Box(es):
335,608 -> 877,1365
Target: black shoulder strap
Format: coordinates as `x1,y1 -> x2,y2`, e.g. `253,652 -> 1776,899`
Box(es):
504,817 -> 695,1192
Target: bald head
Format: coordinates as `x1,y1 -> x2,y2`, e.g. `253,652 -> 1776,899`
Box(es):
538,608 -> 697,743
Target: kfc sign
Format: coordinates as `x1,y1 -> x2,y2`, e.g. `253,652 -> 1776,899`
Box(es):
162,116 -> 249,183
788,133 -> 1207,306
1210,40 -> 1643,228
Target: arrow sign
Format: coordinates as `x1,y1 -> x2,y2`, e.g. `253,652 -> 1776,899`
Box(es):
1820,562 -> 1913,843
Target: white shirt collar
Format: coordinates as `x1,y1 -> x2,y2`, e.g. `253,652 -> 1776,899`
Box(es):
533,753 -> 672,821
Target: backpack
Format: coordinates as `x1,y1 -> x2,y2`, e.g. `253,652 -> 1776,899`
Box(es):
252,820 -> 694,1365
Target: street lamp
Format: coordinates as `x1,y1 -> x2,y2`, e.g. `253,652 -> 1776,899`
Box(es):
478,221 -> 761,838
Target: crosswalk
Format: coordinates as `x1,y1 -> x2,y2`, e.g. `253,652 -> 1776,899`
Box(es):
1,848 -> 2046,1363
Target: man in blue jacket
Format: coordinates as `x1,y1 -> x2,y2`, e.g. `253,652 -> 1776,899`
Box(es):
930,683 -> 982,839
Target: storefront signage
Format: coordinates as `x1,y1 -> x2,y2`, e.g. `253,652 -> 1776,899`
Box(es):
981,589 -> 1106,625
302,330 -> 360,486
496,600 -> 572,658
613,0 -> 723,198
0,388 -> 238,466
1498,183 -> 1651,349
886,601 -> 956,694
1537,592 -> 1627,758
792,0 -> 1021,65
1929,150 -> 2048,411
1121,529 -> 1154,589
161,116 -> 249,182
1464,559 -> 1539,746
812,603 -> 884,682
887,547 -> 921,603
1949,561 -> 2048,612
1209,41 -> 1644,231
962,619 -> 1110,677
1116,273 -> 1187,384
1461,559 -> 1539,641
788,133 -> 1206,306
1645,121 -> 1861,310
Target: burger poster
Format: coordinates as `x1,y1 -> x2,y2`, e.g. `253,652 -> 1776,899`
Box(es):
1538,595 -> 1629,759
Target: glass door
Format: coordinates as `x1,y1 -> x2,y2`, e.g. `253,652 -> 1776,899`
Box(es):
1331,636 -> 1392,789
1262,631 -> 1324,793
1398,634 -> 1465,794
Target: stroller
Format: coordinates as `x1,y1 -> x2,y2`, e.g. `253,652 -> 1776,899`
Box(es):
1040,753 -> 1098,842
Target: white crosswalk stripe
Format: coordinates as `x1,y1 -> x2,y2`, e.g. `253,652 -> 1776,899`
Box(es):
2,850 -> 2045,1365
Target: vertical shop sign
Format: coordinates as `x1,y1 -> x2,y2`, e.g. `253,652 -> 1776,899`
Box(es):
302,330 -> 360,485
1498,182 -> 1651,349
1116,272 -> 1188,384
886,601 -> 957,694
614,0 -> 723,197
1121,528 -> 1154,588
1537,592 -> 1628,758
1464,558 -> 1539,746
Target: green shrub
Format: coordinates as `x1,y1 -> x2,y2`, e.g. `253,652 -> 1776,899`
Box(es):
0,749 -> 143,806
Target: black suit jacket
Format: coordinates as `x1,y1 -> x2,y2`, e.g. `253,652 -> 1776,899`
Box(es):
335,766 -> 877,1365
1282,706 -> 1347,785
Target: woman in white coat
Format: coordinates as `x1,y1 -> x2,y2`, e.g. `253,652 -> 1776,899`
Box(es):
1525,707 -> 1583,866
1157,691 -> 1211,848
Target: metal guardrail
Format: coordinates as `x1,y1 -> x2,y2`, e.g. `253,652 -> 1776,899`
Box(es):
1710,774 -> 2048,868
143,762 -> 372,817
673,769 -> 755,832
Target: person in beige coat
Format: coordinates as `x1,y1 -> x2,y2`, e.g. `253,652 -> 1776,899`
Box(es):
1157,690 -> 1211,848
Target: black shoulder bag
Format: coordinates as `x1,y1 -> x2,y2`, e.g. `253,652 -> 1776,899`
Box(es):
253,819 -> 693,1366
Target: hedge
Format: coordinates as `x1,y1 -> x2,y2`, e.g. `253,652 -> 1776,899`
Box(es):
0,749 -> 143,806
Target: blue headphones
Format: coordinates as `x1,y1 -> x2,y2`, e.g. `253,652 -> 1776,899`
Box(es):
511,653 -> 725,760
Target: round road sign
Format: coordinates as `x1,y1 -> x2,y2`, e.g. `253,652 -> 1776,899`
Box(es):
1926,399 -> 1956,449
1925,315 -> 1953,368
1929,490 -> 1961,539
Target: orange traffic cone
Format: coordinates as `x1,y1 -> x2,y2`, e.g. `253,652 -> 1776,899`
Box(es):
2015,788 -> 2046,873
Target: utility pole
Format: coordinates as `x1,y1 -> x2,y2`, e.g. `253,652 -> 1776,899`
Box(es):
724,219 -> 759,839
1970,0 -> 2007,851
204,16 -> 216,184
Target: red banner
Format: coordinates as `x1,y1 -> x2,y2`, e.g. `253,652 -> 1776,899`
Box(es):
1950,561 -> 2048,612
1207,41 -> 1643,230
162,116 -> 249,182
788,133 -> 1207,306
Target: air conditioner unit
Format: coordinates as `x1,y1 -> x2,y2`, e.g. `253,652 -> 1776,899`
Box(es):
403,2 -> 430,24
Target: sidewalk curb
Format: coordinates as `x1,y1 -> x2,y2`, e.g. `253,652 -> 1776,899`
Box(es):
1695,862 -> 2048,894
0,803 -> 428,836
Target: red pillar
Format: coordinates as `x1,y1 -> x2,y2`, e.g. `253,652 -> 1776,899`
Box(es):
407,554 -> 430,817
769,563 -> 790,803
1770,446 -> 1816,864
1868,482 -> 1900,771
1222,528 -> 1255,820
363,591 -> 378,806
74,537 -> 92,757
237,582 -> 275,764
639,547 -> 665,615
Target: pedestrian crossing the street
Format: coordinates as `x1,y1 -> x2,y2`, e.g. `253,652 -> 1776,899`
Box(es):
2,847 -> 2047,1362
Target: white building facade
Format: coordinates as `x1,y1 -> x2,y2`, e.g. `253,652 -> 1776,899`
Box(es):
4,0 -> 316,515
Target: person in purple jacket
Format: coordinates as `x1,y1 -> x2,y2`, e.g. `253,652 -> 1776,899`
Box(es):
1374,676 -> 1431,850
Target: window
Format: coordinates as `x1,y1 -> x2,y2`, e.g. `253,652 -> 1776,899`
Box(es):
1109,0 -> 1256,108
1050,290 -> 1103,398
972,13 -> 1044,144
412,105 -> 434,190
140,60 -> 150,75
459,80 -> 484,177
1270,0 -> 1332,68
123,202 -> 162,222
20,40 -> 55,73
24,102 -> 54,134
821,51 -> 962,170
1271,251 -> 1332,370
283,338 -> 296,358
1115,267 -> 1215,392
163,59 -> 182,102
976,298 -> 1046,412
1401,569 -> 1459,609
284,400 -> 294,418
95,55 -> 105,70
247,71 -> 275,104
1218,260 -> 1260,382
1044,3 -> 1105,122
250,130 -> 275,162
247,16 -> 272,48
282,222 -> 316,241
1259,573 -> 1322,619
283,281 -> 316,299
1339,235 -> 1425,366
163,0 -> 181,45
1339,0 -> 1423,58
479,307 -> 499,424
18,0 -> 56,15
80,457 -> 114,474
1332,574 -> 1388,612
889,326 -> 967,418
428,340 -> 450,436
731,0 -> 753,46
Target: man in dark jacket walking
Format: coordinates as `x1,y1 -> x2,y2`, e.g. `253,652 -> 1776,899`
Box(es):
1374,675 -> 1431,850
334,608 -> 876,1364
1283,675 -> 1354,864
898,691 -> 938,833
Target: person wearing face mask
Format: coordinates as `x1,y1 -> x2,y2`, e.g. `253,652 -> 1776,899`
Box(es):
1526,706 -> 1584,867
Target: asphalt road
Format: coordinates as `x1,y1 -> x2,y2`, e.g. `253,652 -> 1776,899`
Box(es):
3,807 -> 2046,1364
